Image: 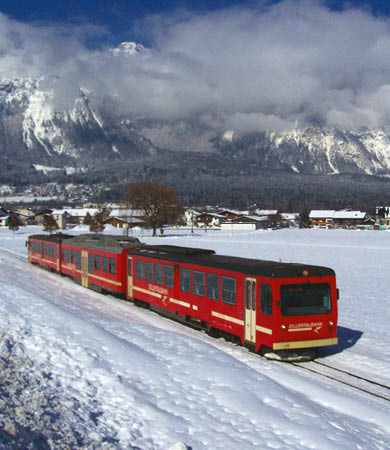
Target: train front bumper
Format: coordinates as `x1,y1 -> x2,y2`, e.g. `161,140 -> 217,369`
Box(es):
273,337 -> 338,350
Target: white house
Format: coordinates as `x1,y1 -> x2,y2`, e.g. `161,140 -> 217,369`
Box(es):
220,215 -> 268,231
0,215 -> 9,227
197,212 -> 225,228
184,209 -> 202,227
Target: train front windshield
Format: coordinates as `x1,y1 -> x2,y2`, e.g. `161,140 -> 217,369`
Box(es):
280,283 -> 331,316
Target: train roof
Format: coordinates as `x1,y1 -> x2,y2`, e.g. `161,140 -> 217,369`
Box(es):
63,233 -> 141,252
28,233 -> 74,243
128,245 -> 335,278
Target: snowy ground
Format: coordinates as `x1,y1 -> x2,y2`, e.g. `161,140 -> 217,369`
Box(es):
0,225 -> 389,449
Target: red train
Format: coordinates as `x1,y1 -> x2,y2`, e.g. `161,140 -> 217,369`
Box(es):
27,233 -> 338,361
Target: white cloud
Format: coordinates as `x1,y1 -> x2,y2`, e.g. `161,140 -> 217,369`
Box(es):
2,1 -> 390,131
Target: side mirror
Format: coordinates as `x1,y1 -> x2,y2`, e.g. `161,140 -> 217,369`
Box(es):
337,288 -> 340,300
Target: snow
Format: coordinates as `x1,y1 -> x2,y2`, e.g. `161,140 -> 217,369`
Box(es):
32,165 -> 79,176
222,130 -> 234,141
5,195 -> 58,203
33,164 -> 62,174
0,226 -> 389,449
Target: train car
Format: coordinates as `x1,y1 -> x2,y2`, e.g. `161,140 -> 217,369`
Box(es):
27,233 -> 73,273
126,245 -> 338,361
61,234 -> 141,295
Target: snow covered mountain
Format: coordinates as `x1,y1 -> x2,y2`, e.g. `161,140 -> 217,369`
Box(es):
0,73 -> 156,171
216,127 -> 390,175
2,43 -> 390,180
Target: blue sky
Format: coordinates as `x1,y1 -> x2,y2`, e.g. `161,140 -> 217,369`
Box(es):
2,1 -> 390,131
1,1 -> 390,47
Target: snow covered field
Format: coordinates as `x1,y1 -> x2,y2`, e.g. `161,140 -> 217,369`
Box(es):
0,226 -> 389,449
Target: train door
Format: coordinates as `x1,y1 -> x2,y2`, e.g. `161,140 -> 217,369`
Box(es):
127,256 -> 133,300
257,282 -> 273,345
56,244 -> 60,272
81,251 -> 88,288
28,241 -> 32,261
244,277 -> 257,344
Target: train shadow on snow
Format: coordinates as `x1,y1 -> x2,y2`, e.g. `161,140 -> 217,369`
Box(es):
318,326 -> 363,357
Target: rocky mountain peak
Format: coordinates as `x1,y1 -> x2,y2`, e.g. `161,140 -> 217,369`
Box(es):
109,42 -> 149,57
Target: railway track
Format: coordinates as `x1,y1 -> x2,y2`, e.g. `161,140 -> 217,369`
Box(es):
2,246 -> 389,404
0,246 -> 27,263
292,360 -> 390,402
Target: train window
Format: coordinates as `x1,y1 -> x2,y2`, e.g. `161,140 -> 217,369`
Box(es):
206,273 -> 219,301
67,249 -> 71,263
145,262 -> 153,282
245,280 -> 251,309
128,259 -> 132,277
180,268 -> 191,293
164,265 -> 174,288
136,260 -> 144,279
62,248 -> 66,261
154,263 -> 163,285
72,250 -> 76,264
109,258 -> 116,275
88,254 -> 94,273
102,256 -> 108,272
222,276 -> 236,305
95,255 -> 100,270
76,251 -> 81,270
260,284 -> 273,316
192,271 -> 204,296
281,283 -> 331,316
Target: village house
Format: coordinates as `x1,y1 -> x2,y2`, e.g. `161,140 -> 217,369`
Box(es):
183,209 -> 202,228
309,210 -> 370,229
280,213 -> 300,228
0,215 -> 9,227
217,209 -> 249,222
376,206 -> 390,228
33,208 -> 54,226
51,210 -> 70,230
220,215 -> 269,231
13,208 -> 34,224
105,216 -> 146,229
254,209 -> 281,227
197,212 -> 225,228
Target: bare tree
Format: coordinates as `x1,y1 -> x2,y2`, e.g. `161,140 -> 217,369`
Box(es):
8,213 -> 20,232
83,212 -> 93,226
124,181 -> 182,237
89,209 -> 108,233
43,215 -> 59,234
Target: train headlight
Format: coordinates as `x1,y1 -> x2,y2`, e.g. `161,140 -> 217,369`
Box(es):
329,321 -> 334,328
281,324 -> 287,331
